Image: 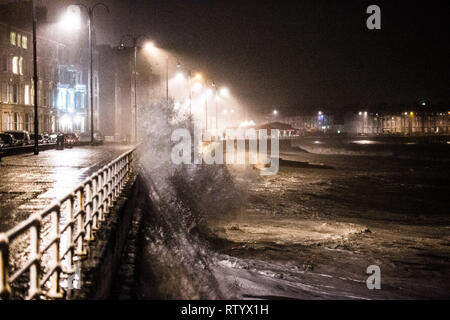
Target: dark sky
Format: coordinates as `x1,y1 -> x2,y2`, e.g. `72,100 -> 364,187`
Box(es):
48,0 -> 449,115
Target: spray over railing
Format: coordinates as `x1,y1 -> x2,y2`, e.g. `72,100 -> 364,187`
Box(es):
0,148 -> 135,299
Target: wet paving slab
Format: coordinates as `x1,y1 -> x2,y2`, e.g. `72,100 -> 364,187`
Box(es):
0,144 -> 133,233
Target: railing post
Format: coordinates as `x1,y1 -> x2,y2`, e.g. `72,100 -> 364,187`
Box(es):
92,177 -> 99,231
85,183 -> 95,242
118,160 -> 123,192
28,217 -> 41,299
103,168 -> 110,215
98,171 -> 105,222
108,166 -> 113,207
65,197 -> 76,273
113,162 -> 118,201
47,206 -> 63,299
0,234 -> 11,299
75,189 -> 87,257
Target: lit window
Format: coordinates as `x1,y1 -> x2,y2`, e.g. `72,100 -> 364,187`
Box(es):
12,56 -> 19,74
22,36 -> 28,49
19,57 -> 23,75
17,34 -> 21,48
10,32 -> 16,46
24,85 -> 30,105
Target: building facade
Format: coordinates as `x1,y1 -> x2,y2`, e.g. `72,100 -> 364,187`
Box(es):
345,110 -> 450,135
97,44 -> 157,142
282,112 -> 335,133
0,2 -> 91,135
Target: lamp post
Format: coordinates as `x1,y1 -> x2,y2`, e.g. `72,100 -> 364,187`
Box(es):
212,82 -> 217,135
32,0 -> 39,155
188,70 -> 192,124
166,56 -> 169,108
69,3 -> 109,145
203,79 -> 213,133
119,35 -> 145,143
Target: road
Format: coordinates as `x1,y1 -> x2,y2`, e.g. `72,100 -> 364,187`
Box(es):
0,144 -> 133,233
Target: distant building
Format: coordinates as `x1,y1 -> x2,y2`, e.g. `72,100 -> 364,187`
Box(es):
97,44 -> 157,142
345,110 -> 450,135
257,121 -> 298,138
282,112 -> 335,133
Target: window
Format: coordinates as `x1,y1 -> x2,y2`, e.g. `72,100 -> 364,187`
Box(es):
14,113 -> 19,130
24,85 -> 30,105
12,56 -> 19,74
10,32 -> 16,46
12,56 -> 24,75
2,113 -> 10,131
13,84 -> 18,103
19,57 -> 23,75
22,36 -> 27,49
43,89 -> 48,106
0,55 -> 6,71
17,34 -> 21,48
1,82 -> 7,102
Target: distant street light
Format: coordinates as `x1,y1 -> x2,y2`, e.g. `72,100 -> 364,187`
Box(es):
63,3 -> 110,145
220,87 -> 229,97
273,110 -> 278,115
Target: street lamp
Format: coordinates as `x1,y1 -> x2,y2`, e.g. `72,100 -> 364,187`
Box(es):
119,34 -> 148,143
64,3 -> 109,145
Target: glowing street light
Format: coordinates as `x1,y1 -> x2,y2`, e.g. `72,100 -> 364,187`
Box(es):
174,72 -> 185,81
60,5 -> 81,31
144,41 -> 156,53
220,87 -> 229,97
273,110 -> 278,115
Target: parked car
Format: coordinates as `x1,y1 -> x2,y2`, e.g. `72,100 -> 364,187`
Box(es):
49,133 -> 59,143
0,133 -> 16,148
42,133 -> 50,144
29,134 -> 44,145
64,133 -> 79,148
4,131 -> 31,146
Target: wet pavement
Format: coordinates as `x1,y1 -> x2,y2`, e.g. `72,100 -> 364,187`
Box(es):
0,144 -> 133,232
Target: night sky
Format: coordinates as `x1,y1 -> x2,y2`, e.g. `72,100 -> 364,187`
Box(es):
46,0 -> 450,115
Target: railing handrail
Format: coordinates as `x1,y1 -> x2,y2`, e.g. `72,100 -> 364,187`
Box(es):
0,147 -> 136,299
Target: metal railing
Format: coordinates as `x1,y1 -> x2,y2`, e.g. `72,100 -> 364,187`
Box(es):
0,148 -> 135,299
